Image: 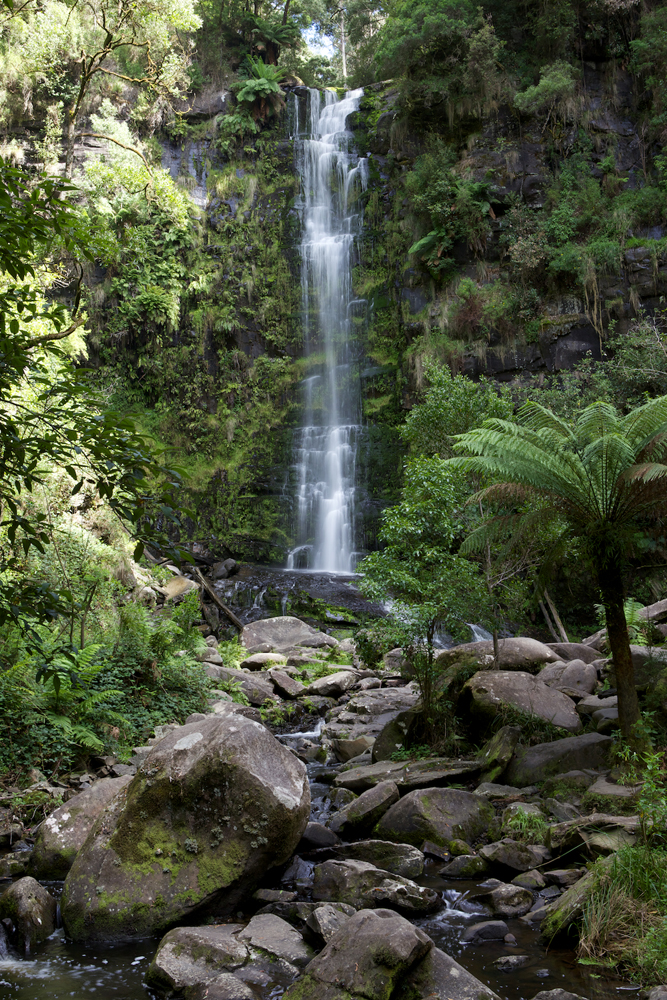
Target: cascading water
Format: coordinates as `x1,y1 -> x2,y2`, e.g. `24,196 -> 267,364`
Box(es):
287,88 -> 368,574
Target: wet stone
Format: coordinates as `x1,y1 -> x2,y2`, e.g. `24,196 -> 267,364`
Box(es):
461,920 -> 509,943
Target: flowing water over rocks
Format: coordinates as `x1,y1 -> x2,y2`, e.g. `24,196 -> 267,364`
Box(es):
0,630 -> 639,1000
287,88 -> 368,574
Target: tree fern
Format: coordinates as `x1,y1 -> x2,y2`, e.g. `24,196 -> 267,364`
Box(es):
448,395 -> 667,742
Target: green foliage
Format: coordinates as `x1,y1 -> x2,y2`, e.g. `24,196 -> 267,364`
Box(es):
595,597 -> 654,648
502,806 -> 550,843
0,159 -> 191,638
579,845 -> 667,984
375,1 -> 506,124
358,456 -> 492,731
402,361 -> 513,458
451,395 -> 667,738
618,743 -> 667,848
406,139 -> 499,269
232,56 -> 286,119
513,60 -> 577,117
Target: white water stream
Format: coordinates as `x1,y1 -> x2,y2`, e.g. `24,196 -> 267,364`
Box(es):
287,88 -> 368,574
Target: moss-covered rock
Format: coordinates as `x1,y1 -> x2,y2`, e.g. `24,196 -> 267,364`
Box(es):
61,715 -> 310,944
30,775 -> 133,880
375,787 -> 493,850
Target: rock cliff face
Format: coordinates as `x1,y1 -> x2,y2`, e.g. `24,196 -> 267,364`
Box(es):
79,60 -> 662,561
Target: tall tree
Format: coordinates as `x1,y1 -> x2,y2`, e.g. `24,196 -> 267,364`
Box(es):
57,0 -> 201,176
449,398 -> 667,742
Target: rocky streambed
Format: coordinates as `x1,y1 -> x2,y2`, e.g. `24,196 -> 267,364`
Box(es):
0,618 -> 652,1000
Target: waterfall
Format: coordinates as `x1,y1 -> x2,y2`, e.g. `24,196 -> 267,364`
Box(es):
287,87 -> 367,574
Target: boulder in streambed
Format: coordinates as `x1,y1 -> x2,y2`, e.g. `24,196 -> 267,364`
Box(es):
400,943 -> 501,1000
479,840 -> 550,872
375,787 -> 493,850
461,671 -> 582,732
184,974 -> 256,1000
205,666 -> 276,705
61,715 -> 310,944
30,775 -> 132,879
504,733 -> 612,786
437,637 -> 559,671
0,876 -> 57,954
282,908 -> 433,1000
477,725 -> 521,783
471,882 -> 533,918
238,913 -> 314,967
528,992 -> 592,1000
546,642 -> 602,664
328,781 -> 399,838
334,840 -> 424,879
440,854 -> 490,877
241,616 -> 337,653
312,859 -> 440,914
146,924 -> 248,992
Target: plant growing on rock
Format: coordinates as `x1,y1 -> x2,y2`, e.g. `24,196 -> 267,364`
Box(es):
449,396 -> 667,743
232,56 -> 287,120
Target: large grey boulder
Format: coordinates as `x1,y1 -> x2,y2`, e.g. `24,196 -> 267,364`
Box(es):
61,716 -> 310,944
333,758 -> 480,794
328,781 -> 399,838
399,944 -> 501,1000
461,671 -> 582,732
479,840 -> 549,872
205,666 -> 276,705
241,616 -> 336,653
312,859 -> 440,914
546,642 -> 602,664
371,708 -> 419,762
437,638 -> 559,671
146,924 -> 248,991
376,787 -> 493,849
31,775 -> 132,879
184,974 -> 256,1000
306,903 -> 356,943
504,733 -> 612,786
334,841 -> 424,879
472,882 -> 533,918
323,686 -> 419,744
0,877 -> 57,954
283,908 -> 433,1000
554,660 -> 597,696
238,913 -> 313,967
307,671 -> 358,698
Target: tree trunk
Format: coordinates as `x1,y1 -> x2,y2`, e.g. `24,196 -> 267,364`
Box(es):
65,112 -> 76,179
598,556 -> 640,741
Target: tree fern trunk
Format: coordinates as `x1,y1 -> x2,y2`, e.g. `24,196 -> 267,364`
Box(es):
598,557 -> 640,740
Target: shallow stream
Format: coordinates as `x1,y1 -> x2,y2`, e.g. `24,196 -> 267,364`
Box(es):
0,718 -> 637,1000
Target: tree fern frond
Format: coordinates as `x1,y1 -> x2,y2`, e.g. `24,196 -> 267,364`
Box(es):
517,401 -> 576,442
621,395 -> 667,448
574,400 -> 624,448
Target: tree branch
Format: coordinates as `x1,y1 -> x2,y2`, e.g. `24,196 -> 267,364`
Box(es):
25,315 -> 86,347
76,132 -> 153,176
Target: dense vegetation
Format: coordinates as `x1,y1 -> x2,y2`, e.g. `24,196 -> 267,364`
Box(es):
2,0 -> 667,981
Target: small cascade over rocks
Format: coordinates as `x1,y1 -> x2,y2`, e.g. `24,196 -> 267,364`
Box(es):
287,87 -> 368,574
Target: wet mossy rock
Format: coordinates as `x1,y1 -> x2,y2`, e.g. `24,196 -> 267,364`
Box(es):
375,788 -> 493,850
61,716 -> 310,944
284,907 -> 433,1000
477,726 -> 521,784
461,671 -> 582,733
504,733 -> 612,787
436,638 -> 559,673
0,876 -> 57,955
30,775 -> 133,879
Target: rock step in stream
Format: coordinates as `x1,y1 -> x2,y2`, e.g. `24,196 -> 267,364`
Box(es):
0,625 -> 648,999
